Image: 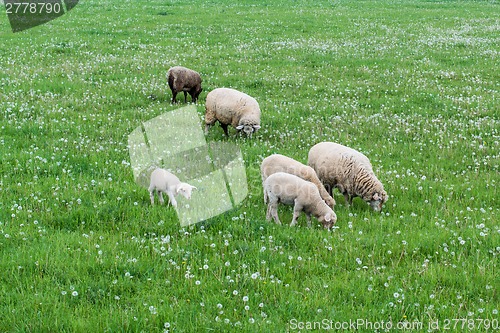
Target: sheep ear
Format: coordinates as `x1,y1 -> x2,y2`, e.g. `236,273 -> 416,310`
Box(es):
373,193 -> 380,200
253,125 -> 261,130
191,185 -> 197,190
325,214 -> 332,222
236,125 -> 244,130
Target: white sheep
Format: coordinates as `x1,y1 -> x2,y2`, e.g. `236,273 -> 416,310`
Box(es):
204,88 -> 261,136
167,66 -> 203,104
308,142 -> 388,212
263,172 -> 337,229
260,154 -> 336,208
148,168 -> 197,207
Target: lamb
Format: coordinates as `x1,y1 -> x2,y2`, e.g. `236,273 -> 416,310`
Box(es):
167,66 -> 203,104
204,88 -> 261,136
263,172 -> 337,229
260,154 -> 336,208
307,142 -> 388,212
148,168 -> 197,207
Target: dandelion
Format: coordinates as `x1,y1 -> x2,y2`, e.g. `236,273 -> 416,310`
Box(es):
243,296 -> 249,302
72,291 -> 78,297
233,290 -> 239,296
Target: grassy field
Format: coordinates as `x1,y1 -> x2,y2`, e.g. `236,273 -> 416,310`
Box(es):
0,0 -> 499,332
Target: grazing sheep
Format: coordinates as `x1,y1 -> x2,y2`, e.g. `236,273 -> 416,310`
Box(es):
204,88 -> 261,136
308,142 -> 388,212
263,172 -> 337,229
260,154 -> 336,208
167,66 -> 202,104
148,168 -> 197,207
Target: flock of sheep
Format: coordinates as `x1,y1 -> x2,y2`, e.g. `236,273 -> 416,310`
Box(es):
149,66 -> 389,229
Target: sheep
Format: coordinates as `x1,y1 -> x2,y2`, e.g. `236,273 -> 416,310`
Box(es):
308,142 -> 388,212
260,154 -> 336,208
148,168 -> 197,207
263,172 -> 337,229
167,66 -> 202,104
204,88 -> 261,136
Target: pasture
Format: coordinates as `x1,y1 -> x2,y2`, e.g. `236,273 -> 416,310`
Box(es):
0,0 -> 498,332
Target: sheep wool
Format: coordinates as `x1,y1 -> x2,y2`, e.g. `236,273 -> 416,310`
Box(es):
167,66 -> 203,104
260,154 -> 335,208
263,172 -> 337,229
308,142 -> 388,212
204,88 -> 261,136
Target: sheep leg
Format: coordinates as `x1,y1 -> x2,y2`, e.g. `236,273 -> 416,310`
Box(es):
171,91 -> 178,104
204,123 -> 212,134
189,90 -> 196,103
290,201 -> 302,227
305,213 -> 312,228
166,191 -> 177,208
149,190 -> 155,205
268,201 -> 281,225
220,123 -> 229,136
342,192 -> 350,206
290,210 -> 301,227
183,91 -> 187,103
158,191 -> 165,205
327,185 -> 333,196
265,202 -> 272,221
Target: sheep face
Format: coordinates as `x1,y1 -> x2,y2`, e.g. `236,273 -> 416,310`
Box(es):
176,184 -> 197,199
236,124 -> 260,136
193,87 -> 203,102
317,212 -> 336,229
368,191 -> 388,212
324,197 -> 336,208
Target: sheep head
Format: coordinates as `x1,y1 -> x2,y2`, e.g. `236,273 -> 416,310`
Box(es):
176,183 -> 197,199
236,124 -> 260,136
318,211 -> 337,229
369,190 -> 388,212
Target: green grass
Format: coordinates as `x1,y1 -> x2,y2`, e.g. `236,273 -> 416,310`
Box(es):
0,0 -> 498,332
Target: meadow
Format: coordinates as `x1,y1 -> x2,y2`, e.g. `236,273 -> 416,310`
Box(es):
0,0 -> 498,332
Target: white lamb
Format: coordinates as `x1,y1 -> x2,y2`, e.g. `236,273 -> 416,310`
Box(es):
260,154 -> 336,208
204,88 -> 261,136
308,142 -> 388,212
263,172 -> 337,229
148,168 -> 197,207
